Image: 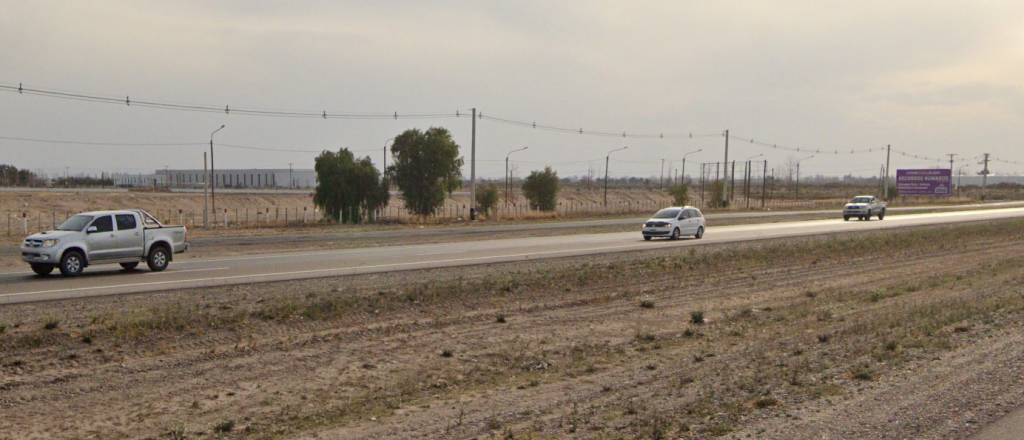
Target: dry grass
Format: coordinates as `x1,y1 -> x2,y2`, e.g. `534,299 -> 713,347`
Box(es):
1,218 -> 1023,438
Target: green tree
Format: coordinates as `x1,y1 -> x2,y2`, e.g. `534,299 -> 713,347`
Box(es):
522,166 -> 560,211
706,180 -> 725,208
476,183 -> 499,215
313,148 -> 390,223
387,127 -> 464,216
669,182 -> 690,206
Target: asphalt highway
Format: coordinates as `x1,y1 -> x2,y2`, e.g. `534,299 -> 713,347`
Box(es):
1,206 -> 1023,304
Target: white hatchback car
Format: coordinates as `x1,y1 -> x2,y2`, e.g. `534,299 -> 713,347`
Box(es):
641,206 -> 705,241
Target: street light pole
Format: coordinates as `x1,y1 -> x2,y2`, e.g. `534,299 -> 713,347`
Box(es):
605,146 -> 628,206
795,155 -> 814,199
682,149 -> 702,186
505,146 -> 528,206
210,125 -> 225,222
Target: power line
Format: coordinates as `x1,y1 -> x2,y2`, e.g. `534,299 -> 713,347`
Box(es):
0,82 -> 466,120
478,113 -> 721,140
0,135 -> 204,147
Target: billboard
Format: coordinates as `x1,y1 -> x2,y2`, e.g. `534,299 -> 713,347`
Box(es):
896,169 -> 952,196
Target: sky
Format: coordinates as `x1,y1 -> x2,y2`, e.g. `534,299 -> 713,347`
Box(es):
2,1 -> 1023,180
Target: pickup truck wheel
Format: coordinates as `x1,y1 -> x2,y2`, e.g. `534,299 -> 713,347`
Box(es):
119,262 -> 139,271
866,209 -> 872,220
643,236 -> 652,241
695,226 -> 704,239
147,247 -> 170,272
670,228 -> 680,240
31,264 -> 54,276
843,215 -> 850,221
59,251 -> 85,277
878,210 -> 885,220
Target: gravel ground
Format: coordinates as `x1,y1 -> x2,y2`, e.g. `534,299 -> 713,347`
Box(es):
0,219 -> 1022,439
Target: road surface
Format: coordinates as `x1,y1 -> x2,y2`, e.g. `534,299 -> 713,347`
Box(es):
1,206 -> 1023,305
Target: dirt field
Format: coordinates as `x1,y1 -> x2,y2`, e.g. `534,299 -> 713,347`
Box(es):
1,219 -> 1023,439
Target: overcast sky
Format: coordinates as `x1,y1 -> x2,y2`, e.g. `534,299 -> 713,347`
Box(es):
2,1 -> 1022,179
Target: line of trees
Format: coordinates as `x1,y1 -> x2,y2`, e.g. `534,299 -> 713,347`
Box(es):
0,164 -> 44,187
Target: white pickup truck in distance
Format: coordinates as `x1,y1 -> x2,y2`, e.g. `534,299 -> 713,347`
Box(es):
843,195 -> 886,221
21,209 -> 188,277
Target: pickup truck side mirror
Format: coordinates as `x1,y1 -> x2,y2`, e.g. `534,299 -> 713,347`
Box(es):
86,226 -> 98,233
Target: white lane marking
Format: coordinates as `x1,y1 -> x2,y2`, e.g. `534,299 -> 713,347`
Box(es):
415,250 -> 466,256
145,267 -> 229,275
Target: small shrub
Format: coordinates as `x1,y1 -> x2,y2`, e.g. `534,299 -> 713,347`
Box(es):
693,353 -> 705,363
214,420 -> 235,433
441,349 -> 454,358
883,340 -> 897,351
683,327 -> 695,338
43,320 -> 60,330
690,311 -> 705,324
0,324 -> 6,336
754,397 -> 778,408
817,334 -> 831,343
495,313 -> 506,323
640,299 -> 655,309
851,364 -> 875,381
954,325 -> 971,333
635,331 -> 657,343
81,334 -> 93,344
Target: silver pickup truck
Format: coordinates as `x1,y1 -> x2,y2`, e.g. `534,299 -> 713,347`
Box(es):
21,209 -> 188,277
843,195 -> 886,221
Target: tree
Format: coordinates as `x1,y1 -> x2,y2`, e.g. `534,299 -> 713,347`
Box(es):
476,183 -> 499,215
706,180 -> 725,208
388,127 -> 464,216
669,182 -> 690,206
313,148 -> 390,223
522,166 -> 560,211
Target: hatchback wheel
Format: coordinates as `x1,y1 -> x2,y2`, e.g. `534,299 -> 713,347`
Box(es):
695,226 -> 704,239
670,228 -> 680,240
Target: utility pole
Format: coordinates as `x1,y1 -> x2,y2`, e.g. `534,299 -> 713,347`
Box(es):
980,153 -> 990,200
947,154 -> 956,174
761,159 -> 767,208
203,152 -> 209,230
470,108 -> 477,220
883,144 -> 891,201
210,125 -> 224,220
289,163 -> 293,188
660,159 -> 665,190
722,130 -> 729,207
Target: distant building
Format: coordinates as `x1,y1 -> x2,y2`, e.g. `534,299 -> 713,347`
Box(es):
113,169 -> 317,188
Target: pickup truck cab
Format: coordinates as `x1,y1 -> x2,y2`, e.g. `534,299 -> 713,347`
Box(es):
843,195 -> 886,221
21,209 -> 188,277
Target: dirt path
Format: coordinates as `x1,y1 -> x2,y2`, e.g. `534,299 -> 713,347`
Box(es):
1,219 -> 1022,439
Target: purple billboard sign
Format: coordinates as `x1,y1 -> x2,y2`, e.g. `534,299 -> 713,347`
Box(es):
896,169 -> 952,196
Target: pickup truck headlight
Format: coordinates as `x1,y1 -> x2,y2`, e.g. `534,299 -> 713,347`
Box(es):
41,239 -> 59,247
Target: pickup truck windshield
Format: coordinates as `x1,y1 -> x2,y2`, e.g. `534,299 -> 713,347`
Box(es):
850,197 -> 873,203
652,209 -> 681,219
56,215 -> 94,231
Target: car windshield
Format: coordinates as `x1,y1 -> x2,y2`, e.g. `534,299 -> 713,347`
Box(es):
850,197 -> 872,203
56,215 -> 94,231
651,209 -> 681,219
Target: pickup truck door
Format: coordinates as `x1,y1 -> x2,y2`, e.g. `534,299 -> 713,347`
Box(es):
85,215 -> 119,260
114,213 -> 144,259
